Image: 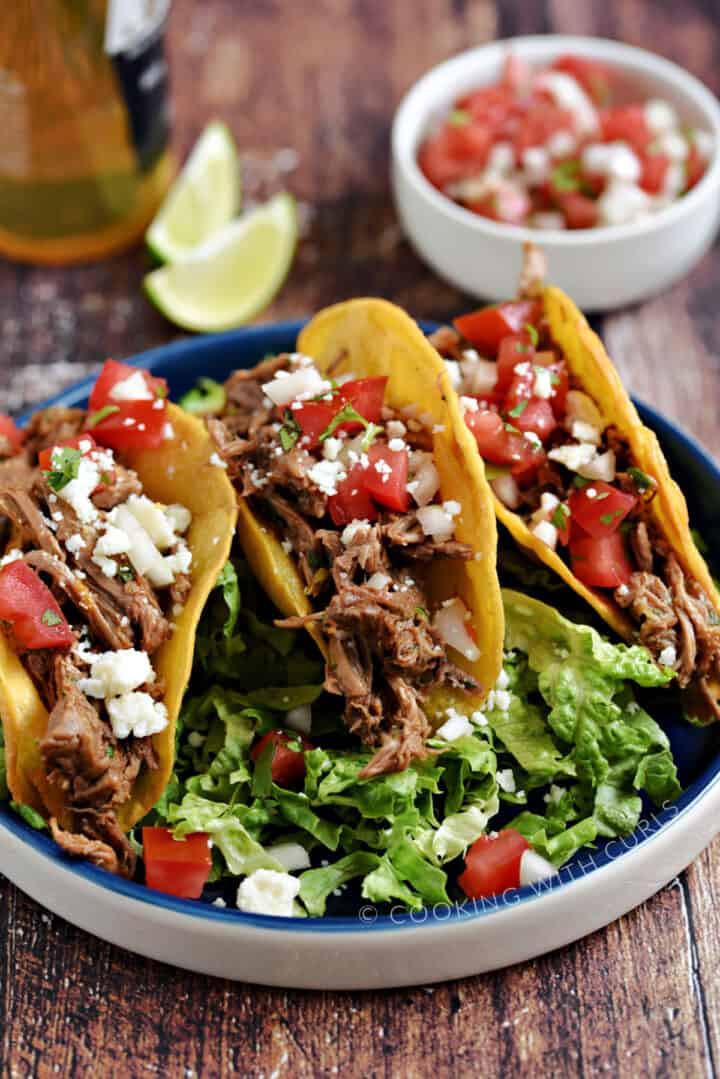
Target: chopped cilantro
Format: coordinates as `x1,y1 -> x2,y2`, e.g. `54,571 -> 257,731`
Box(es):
514,342 -> 529,353
279,408 -> 302,451
41,609 -> 62,627
44,447 -> 82,492
524,323 -> 539,347
117,564 -> 135,583
627,466 -> 654,492
100,471 -> 112,486
550,159 -> 582,193
178,377 -> 226,416
414,606 -> 429,621
549,372 -> 560,385
572,475 -> 590,489
106,745 -> 115,759
504,422 -> 521,435
599,510 -> 625,526
509,399 -> 529,418
594,490 -> 611,501
551,504 -> 570,529
448,109 -> 470,127
86,404 -> 120,428
155,384 -> 167,399
319,402 -> 383,451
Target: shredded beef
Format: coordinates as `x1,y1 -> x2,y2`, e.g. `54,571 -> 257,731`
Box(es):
222,354 -> 288,437
22,407 -> 85,456
427,327 -> 463,360
78,558 -> 171,654
258,491 -> 320,588
0,487 -> 64,558
0,452 -> 35,492
630,521 -> 654,574
40,656 -> 157,878
92,464 -> 142,510
381,513 -> 473,561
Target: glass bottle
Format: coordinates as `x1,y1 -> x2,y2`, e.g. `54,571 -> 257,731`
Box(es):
0,0 -> 174,265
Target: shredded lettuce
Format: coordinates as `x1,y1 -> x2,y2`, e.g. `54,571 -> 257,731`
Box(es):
136,565 -> 685,913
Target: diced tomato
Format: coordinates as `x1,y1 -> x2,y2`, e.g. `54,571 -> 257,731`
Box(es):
0,562 -> 74,650
0,414 -> 24,454
512,398 -> 557,442
363,444 -> 409,512
599,105 -> 650,151
558,192 -> 599,229
465,409 -> 544,485
454,302 -> 541,358
468,180 -> 531,225
639,150 -> 671,194
327,465 -> 379,526
292,377 -> 388,450
88,359 -> 167,413
87,360 -> 168,451
251,730 -> 313,788
143,827 -> 212,899
457,85 -> 517,134
495,332 -> 535,395
502,53 -> 531,93
458,828 -> 530,900
551,55 -> 612,106
568,481 -> 636,538
568,530 -> 634,588
532,353 -> 569,418
515,103 -> 574,158
419,125 -> 491,189
685,143 -> 706,190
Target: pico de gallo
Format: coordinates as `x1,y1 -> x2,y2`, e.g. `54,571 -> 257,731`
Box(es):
430,301 -> 720,705
418,52 -> 714,229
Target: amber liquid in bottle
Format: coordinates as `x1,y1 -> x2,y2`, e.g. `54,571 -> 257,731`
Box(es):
0,0 -> 174,265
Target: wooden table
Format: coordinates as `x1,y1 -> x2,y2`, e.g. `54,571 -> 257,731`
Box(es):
1,1 -> 719,1076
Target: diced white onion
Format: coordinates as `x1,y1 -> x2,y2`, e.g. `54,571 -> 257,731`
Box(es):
265,843 -> 311,872
531,519 -> 558,550
262,365 -> 329,407
433,597 -> 481,663
519,849 -> 557,887
460,357 -> 498,396
416,505 -> 455,543
577,449 -> 616,482
491,473 -> 521,509
366,572 -> 392,591
407,452 -> 441,507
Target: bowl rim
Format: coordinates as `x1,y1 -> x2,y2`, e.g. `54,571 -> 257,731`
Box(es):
4,319 -> 720,934
392,34 -> 720,245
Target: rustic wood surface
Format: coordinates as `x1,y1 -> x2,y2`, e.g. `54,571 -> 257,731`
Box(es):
1,1 -> 720,1076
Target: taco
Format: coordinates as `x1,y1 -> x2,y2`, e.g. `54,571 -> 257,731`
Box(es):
208,298 -> 504,777
0,360 -> 236,875
430,246 -> 720,722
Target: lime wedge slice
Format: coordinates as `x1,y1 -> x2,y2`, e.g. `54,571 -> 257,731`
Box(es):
146,121 -> 241,263
144,192 -> 298,332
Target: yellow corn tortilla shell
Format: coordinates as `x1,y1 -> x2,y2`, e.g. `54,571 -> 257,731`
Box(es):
483,284 -> 720,715
294,297 -> 504,710
0,403 -> 237,830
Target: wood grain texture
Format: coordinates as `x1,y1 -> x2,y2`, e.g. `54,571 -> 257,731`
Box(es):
1,1 -> 720,1076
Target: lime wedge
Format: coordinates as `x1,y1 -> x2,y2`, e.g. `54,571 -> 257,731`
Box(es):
146,121 -> 241,263
144,192 -> 298,332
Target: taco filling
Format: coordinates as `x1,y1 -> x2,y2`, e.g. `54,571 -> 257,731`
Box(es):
0,361 -> 234,876
209,352 -> 490,777
431,304 -> 720,714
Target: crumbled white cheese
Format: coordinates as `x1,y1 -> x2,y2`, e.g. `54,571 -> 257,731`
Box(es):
496,668 -> 510,691
577,449 -> 616,482
307,458 -> 346,497
109,371 -> 153,402
388,438 -> 406,453
265,843 -> 311,872
64,533 -> 85,557
236,869 -> 300,917
386,420 -> 406,439
77,649 -> 154,699
532,366 -> 553,399
460,395 -> 479,414
322,436 -> 343,462
547,442 -> 597,472
54,454 -> 100,524
107,692 -> 168,739
496,768 -> 517,793
470,710 -> 488,727
209,452 -> 227,469
436,712 -> 474,742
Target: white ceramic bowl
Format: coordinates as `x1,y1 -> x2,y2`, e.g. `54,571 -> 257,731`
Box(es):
392,36 -> 720,311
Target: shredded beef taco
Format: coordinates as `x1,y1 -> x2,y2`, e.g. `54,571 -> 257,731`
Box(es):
0,360 -> 236,875
208,298 -> 504,777
432,246 -> 720,722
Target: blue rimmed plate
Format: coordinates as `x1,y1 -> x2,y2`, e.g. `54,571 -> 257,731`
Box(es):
1,321 -> 719,989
